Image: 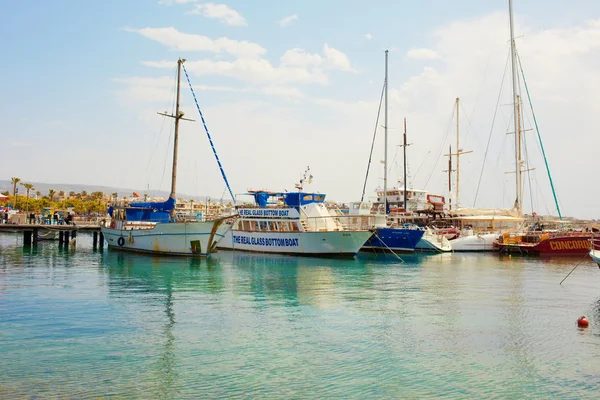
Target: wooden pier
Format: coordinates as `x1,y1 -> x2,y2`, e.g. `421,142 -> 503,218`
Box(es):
0,224 -> 104,249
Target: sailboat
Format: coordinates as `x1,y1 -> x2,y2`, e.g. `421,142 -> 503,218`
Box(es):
101,58 -> 233,257
490,0 -> 592,255
354,50 -> 425,253
441,98 -> 523,251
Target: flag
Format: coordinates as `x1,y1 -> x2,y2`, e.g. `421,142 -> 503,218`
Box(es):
308,174 -> 313,184
132,192 -> 140,198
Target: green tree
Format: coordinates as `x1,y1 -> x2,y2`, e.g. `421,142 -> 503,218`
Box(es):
81,190 -> 88,198
11,177 -> 20,208
48,189 -> 56,202
58,190 -> 65,198
20,183 -> 35,213
35,191 -> 41,197
69,191 -> 75,198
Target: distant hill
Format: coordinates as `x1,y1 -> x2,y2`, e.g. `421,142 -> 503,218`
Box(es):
0,180 -> 217,202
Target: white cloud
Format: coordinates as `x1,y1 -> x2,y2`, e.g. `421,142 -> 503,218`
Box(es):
187,2 -> 247,27
125,27 -> 265,58
364,33 -> 373,40
278,14 -> 298,27
406,48 -> 439,60
323,43 -> 354,71
139,43 -> 354,85
142,59 -> 329,85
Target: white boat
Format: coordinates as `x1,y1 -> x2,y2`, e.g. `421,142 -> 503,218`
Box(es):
589,249 -> 600,266
218,191 -> 373,257
101,58 -> 234,257
449,231 -> 499,252
415,227 -> 452,252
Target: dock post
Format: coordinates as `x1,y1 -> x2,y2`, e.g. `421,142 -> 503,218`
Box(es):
33,228 -> 39,246
23,230 -> 32,246
64,231 -> 70,247
59,231 -> 64,245
93,231 -> 98,249
99,232 -> 104,248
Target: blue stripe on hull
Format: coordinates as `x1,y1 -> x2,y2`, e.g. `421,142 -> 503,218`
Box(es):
360,228 -> 424,253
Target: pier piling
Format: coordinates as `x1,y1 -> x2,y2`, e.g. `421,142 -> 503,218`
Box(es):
64,231 -> 70,247
33,228 -> 39,246
93,231 -> 98,249
59,231 -> 64,245
23,230 -> 32,246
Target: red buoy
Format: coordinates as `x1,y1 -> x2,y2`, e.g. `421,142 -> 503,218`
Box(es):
577,316 -> 589,328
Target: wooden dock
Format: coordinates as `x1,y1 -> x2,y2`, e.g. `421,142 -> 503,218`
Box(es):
0,224 -> 104,248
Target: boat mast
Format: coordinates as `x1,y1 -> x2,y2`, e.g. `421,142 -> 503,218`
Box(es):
516,94 -> 523,206
383,49 -> 389,215
444,98 -> 470,210
509,0 -> 521,214
455,98 -> 460,209
403,118 -> 408,212
158,58 -> 191,217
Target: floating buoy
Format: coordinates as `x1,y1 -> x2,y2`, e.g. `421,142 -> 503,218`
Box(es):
577,316 -> 589,328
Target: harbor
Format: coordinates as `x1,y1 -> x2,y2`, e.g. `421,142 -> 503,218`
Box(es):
2,0 -> 600,398
1,234 -> 599,398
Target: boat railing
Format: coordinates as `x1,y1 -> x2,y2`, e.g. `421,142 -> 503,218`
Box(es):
300,214 -> 378,232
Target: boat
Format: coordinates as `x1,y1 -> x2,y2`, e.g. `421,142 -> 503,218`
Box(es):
217,190 -> 373,257
589,236 -> 600,267
101,58 -> 234,257
352,51 -> 427,253
491,0 -> 590,255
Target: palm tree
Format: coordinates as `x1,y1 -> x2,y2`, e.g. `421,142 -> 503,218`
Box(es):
81,190 -> 88,198
58,190 -> 65,198
20,183 -> 34,213
11,177 -> 20,208
48,189 -> 56,202
35,191 -> 41,198
69,191 -> 75,198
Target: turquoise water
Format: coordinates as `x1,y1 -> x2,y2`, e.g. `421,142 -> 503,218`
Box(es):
1,233 -> 599,399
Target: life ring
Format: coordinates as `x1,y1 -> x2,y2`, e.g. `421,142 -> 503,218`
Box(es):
117,236 -> 125,247
110,221 -> 116,229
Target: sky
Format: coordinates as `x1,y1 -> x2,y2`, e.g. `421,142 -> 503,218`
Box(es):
1,0 -> 600,218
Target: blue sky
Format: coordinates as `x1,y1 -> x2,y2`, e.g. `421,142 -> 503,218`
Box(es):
2,0 -> 600,217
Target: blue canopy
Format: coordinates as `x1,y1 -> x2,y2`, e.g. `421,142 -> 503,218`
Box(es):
115,197 -> 176,223
248,191 -> 326,210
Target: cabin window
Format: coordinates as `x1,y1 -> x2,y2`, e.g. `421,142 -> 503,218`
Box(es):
303,195 -> 313,201
314,195 -> 325,201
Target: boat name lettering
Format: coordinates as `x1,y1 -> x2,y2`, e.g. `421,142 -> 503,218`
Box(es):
548,240 -> 590,251
239,208 -> 298,218
233,235 -> 299,247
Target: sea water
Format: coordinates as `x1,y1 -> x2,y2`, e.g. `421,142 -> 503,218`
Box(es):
1,233 -> 599,399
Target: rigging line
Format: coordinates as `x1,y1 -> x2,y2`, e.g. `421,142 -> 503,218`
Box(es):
182,64 -> 236,205
423,105 -> 456,189
473,47 -> 511,207
361,80 -> 386,202
517,50 -> 562,220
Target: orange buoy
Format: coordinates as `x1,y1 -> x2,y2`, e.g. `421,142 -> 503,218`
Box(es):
577,316 -> 589,328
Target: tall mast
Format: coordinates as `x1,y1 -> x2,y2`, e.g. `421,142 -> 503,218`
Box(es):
455,98 -> 460,209
509,0 -> 521,213
444,98 -> 471,210
383,50 -> 389,214
170,58 -> 184,204
403,118 -> 408,212
516,94 -> 523,204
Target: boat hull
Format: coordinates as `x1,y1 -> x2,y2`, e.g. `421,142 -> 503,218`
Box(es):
217,230 -> 373,257
101,221 -> 230,257
360,227 -> 424,253
589,249 -> 600,268
450,233 -> 499,252
495,234 -> 591,255
415,229 -> 452,252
